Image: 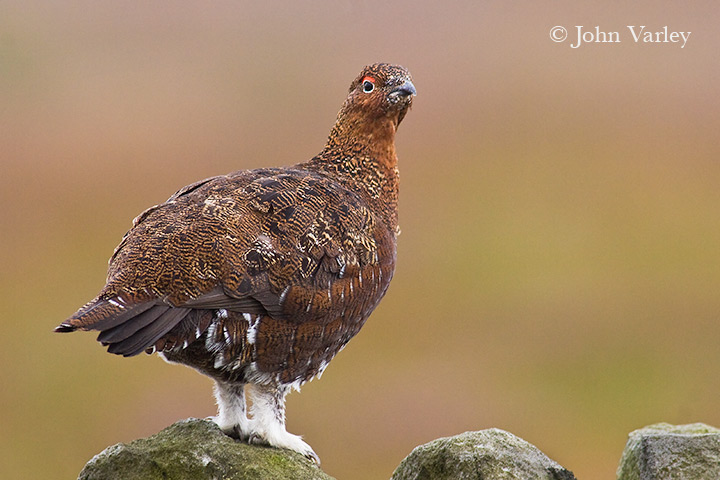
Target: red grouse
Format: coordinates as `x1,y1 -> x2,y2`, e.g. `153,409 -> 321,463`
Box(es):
56,63 -> 415,463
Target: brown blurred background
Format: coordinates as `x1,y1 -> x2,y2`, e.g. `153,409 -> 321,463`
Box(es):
2,1 -> 719,479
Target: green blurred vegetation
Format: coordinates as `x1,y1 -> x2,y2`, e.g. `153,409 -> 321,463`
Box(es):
1,2 -> 719,479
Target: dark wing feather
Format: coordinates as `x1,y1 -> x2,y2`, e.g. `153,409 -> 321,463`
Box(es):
97,305 -> 171,344
107,307 -> 191,357
182,286 -> 276,315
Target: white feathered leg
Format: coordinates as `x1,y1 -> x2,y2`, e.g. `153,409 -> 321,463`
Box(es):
211,381 -> 251,440
246,383 -> 320,464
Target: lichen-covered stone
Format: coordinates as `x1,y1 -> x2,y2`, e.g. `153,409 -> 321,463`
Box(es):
616,423 -> 720,480
391,429 -> 576,480
78,418 -> 335,480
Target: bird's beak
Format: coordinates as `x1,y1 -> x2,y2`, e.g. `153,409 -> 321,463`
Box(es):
390,79 -> 417,98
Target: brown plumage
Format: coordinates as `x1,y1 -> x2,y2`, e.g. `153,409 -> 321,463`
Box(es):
56,63 -> 415,462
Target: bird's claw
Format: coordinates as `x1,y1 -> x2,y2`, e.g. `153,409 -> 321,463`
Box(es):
305,449 -> 321,465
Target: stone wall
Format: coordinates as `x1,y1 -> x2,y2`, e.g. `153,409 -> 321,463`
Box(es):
78,419 -> 720,479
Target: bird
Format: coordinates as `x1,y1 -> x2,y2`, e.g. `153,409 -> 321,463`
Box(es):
56,63 -> 415,463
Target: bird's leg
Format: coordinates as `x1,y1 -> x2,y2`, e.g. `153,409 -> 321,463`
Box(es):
246,383 -> 320,464
211,381 -> 250,440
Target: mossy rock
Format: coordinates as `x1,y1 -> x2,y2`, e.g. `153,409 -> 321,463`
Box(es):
616,423 -> 720,480
391,429 -> 575,480
78,418 -> 334,480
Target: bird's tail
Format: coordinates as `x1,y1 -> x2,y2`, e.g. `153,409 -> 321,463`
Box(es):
55,296 -> 192,357
55,296 -> 151,332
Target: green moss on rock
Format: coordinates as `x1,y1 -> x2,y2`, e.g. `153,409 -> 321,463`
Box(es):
78,418 -> 335,480
616,423 -> 720,480
391,429 -> 575,480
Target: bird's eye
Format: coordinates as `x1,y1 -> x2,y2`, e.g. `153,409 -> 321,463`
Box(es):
361,76 -> 375,93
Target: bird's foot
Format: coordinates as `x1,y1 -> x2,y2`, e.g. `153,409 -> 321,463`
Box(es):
247,424 -> 320,465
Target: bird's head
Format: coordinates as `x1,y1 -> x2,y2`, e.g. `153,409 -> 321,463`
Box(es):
342,63 -> 416,128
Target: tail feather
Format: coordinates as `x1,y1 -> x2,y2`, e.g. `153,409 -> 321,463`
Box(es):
55,298 -> 155,333
107,307 -> 191,357
56,297 -> 194,357
97,306 -> 170,344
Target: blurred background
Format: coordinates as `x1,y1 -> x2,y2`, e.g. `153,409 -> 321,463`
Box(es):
2,1 -> 719,479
